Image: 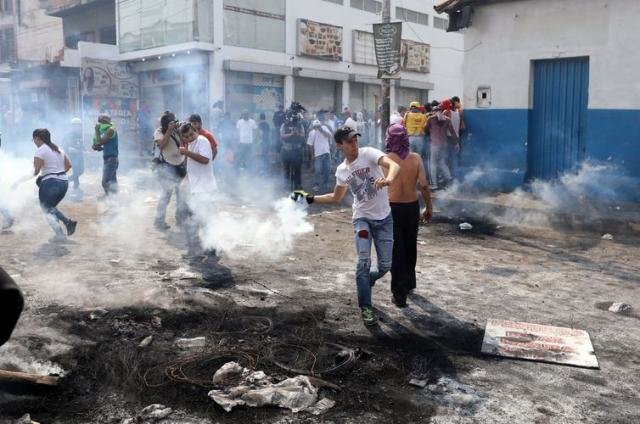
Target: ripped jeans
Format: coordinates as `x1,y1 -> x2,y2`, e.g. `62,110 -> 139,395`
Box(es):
352,213 -> 394,309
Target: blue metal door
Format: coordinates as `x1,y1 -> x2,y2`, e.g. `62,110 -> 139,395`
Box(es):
528,57 -> 589,180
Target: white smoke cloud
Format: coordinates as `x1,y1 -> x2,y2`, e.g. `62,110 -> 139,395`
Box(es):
437,161 -> 628,227
198,197 -> 313,260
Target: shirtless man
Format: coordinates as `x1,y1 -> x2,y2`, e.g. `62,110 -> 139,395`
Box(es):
384,123 -> 432,307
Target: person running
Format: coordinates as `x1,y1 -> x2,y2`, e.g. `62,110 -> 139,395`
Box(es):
63,117 -> 85,192
178,123 -> 216,258
154,111 -> 188,230
92,114 -> 119,196
292,127 -> 400,326
384,123 -> 432,307
17,129 -> 77,240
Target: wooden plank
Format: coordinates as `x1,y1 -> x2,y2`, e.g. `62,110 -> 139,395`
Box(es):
481,319 -> 599,369
0,369 -> 59,386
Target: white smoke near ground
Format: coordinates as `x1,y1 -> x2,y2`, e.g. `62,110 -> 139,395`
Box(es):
437,161 -> 632,227
199,197 -> 313,260
0,150 -> 42,232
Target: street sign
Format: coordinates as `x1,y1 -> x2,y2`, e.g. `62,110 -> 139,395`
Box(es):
373,22 -> 402,79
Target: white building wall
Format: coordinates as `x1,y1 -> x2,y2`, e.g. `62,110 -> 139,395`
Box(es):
16,0 -> 64,62
208,0 -> 463,109
463,0 -> 640,110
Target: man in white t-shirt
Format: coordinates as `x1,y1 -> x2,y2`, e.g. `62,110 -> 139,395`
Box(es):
292,126 -> 400,326
235,110 -> 257,171
447,96 -> 466,181
306,119 -> 333,192
179,123 -> 216,259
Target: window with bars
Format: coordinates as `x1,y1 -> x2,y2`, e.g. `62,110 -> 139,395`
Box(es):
0,27 -> 15,62
350,0 -> 382,14
396,7 -> 429,26
0,0 -> 12,13
434,16 -> 449,30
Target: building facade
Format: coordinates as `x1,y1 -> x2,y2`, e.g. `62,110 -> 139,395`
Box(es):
3,0 -> 463,148
116,0 -> 463,126
438,0 -> 640,199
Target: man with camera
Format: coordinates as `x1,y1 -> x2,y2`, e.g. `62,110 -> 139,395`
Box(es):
153,111 -> 188,230
280,102 -> 306,190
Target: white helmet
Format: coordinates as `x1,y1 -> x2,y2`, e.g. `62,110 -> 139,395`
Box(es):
70,117 -> 82,125
312,119 -> 321,127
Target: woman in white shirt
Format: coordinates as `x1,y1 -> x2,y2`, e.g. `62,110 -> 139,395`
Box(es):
32,128 -> 77,240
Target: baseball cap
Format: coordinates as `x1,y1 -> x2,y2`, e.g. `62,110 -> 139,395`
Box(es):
334,126 -> 361,144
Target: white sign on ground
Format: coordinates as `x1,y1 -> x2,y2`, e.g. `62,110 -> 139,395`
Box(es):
481,319 -> 599,369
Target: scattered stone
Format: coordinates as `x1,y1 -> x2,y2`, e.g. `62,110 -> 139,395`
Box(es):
409,378 -> 428,388
601,233 -> 614,240
307,398 -> 336,415
175,336 -> 206,349
459,223 -> 473,231
109,258 -> 121,265
15,414 -> 39,424
139,335 -> 153,348
140,404 -> 173,421
151,316 -> 162,328
417,241 -> 426,246
608,302 -> 632,314
89,308 -> 108,320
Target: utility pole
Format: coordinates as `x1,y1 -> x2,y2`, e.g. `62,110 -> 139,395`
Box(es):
380,0 -> 391,136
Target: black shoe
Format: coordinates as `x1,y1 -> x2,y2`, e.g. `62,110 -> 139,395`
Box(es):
154,221 -> 170,231
392,294 -> 407,308
66,220 -> 78,236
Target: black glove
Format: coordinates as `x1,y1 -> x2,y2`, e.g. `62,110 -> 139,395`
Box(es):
291,190 -> 314,204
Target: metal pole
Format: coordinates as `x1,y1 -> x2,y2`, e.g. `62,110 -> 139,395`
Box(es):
381,0 -> 391,136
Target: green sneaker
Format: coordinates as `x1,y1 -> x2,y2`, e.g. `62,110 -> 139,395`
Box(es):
361,307 -> 376,326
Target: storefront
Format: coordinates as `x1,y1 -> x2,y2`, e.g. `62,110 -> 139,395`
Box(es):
395,86 -> 429,110
224,71 -> 284,120
139,64 -> 208,124
293,77 -> 340,114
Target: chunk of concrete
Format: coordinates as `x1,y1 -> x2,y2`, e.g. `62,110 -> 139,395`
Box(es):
175,336 -> 206,349
608,302 -> 632,314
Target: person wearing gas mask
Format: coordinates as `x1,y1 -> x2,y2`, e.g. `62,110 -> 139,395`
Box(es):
280,102 -> 306,190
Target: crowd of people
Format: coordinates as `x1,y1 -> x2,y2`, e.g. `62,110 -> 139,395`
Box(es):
1,95 -> 464,326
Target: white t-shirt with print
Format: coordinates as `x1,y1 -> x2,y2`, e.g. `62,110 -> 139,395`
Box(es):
236,119 -> 257,144
186,135 -> 214,194
335,147 -> 390,221
306,126 -> 332,157
35,144 -> 68,182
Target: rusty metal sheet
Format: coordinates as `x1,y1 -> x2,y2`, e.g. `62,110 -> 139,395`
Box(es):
481,319 -> 599,369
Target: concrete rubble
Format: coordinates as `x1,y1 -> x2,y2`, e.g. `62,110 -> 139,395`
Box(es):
608,302 -> 632,314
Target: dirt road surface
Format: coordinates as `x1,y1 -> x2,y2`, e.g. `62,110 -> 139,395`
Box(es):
1,171 -> 639,423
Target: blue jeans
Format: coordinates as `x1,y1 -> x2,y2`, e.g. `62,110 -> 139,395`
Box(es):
353,213 -> 394,309
102,156 -> 118,195
38,178 -> 70,236
314,153 -> 331,188
155,164 -> 187,225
